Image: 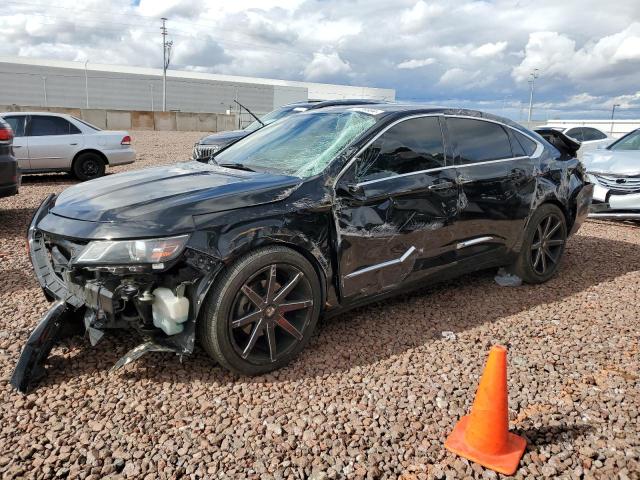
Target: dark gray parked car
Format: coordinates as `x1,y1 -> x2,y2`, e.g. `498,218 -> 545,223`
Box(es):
192,99 -> 386,160
0,118 -> 19,198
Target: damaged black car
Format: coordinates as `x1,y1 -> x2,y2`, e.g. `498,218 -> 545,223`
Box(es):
12,105 -> 593,392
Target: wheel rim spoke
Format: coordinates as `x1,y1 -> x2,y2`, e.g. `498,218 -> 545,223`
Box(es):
265,323 -> 277,362
266,264 -> 278,302
231,310 -> 262,329
273,272 -> 303,303
533,248 -> 542,268
540,246 -> 547,272
546,239 -> 564,247
278,299 -> 313,314
546,220 -> 561,239
242,319 -> 264,359
241,284 -> 264,308
275,315 -> 303,340
544,247 -> 557,264
531,242 -> 541,251
542,216 -> 552,237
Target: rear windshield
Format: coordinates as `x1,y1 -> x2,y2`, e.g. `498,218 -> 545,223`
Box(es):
215,111 -> 377,178
72,116 -> 101,131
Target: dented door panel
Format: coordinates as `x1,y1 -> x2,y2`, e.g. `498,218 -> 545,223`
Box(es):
334,168 -> 459,300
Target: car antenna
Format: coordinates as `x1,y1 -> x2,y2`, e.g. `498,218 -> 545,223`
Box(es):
233,99 -> 264,127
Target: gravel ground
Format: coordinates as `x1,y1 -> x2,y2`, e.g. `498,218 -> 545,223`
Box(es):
0,131 -> 639,479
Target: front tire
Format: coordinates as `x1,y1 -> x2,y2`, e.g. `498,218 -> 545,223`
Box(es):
199,246 -> 322,375
73,152 -> 105,181
513,204 -> 568,284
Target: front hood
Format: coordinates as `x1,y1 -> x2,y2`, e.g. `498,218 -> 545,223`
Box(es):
40,162 -> 301,238
582,150 -> 640,176
199,130 -> 247,145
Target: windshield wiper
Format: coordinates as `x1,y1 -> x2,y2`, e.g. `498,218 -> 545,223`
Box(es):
219,163 -> 255,172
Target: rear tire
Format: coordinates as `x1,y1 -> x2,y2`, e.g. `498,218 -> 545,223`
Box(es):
512,204 -> 567,284
73,152 -> 105,181
199,246 -> 322,376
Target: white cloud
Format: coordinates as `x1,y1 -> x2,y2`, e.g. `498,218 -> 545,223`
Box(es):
1,0 -> 640,117
303,51 -> 351,82
397,58 -> 436,69
513,23 -> 640,83
471,41 -> 508,58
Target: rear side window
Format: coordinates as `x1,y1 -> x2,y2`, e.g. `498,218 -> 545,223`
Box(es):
512,131 -> 538,156
3,116 -> 25,137
29,116 -> 81,136
355,116 -> 445,183
447,118 -> 512,164
565,128 -> 583,141
582,128 -> 607,141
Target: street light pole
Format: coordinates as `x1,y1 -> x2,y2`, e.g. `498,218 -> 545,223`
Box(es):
527,69 -> 539,127
84,59 -> 90,109
161,18 -> 173,112
150,83 -> 154,112
610,103 -> 620,135
42,76 -> 47,107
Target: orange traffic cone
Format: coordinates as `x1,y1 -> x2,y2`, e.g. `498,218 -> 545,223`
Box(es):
444,345 -> 526,475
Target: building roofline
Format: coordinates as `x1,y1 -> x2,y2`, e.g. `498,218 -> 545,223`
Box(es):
0,55 -> 394,96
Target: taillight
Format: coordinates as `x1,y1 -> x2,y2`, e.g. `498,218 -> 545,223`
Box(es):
0,126 -> 13,142
121,135 -> 131,145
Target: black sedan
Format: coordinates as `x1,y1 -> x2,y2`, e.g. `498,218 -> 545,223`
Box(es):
13,105 -> 593,391
0,118 -> 18,198
192,98 -> 385,160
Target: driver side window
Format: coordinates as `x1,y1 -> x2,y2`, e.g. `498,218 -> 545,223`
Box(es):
354,116 -> 445,183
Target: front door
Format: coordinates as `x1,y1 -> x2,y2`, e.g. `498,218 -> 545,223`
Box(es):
445,116 -> 537,264
26,115 -> 84,170
333,115 -> 460,301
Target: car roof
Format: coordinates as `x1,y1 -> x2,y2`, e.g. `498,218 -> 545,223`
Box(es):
298,103 -> 532,132
280,99 -> 388,110
0,112 -> 73,118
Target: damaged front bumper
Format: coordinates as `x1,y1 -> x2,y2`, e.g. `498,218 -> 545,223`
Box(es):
588,175 -> 640,219
12,194 -> 221,393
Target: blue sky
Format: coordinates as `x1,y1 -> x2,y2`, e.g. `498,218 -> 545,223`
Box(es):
2,0 -> 640,120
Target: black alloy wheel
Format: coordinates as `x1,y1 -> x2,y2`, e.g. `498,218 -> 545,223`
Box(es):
530,213 -> 565,276
199,246 -> 322,375
73,152 -> 106,181
230,264 -> 314,363
512,203 -> 568,284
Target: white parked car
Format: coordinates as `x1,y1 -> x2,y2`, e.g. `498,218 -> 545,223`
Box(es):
0,112 -> 136,181
538,125 -> 611,159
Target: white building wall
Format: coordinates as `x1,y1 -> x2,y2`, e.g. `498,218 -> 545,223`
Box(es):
0,57 -> 394,114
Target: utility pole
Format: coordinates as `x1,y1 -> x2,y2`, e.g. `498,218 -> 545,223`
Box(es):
84,59 -> 90,109
42,76 -> 48,107
150,83 -> 155,112
161,18 -> 173,112
610,103 -> 621,135
527,69 -> 539,127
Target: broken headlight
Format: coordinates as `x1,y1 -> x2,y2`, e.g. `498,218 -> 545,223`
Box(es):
75,235 -> 190,265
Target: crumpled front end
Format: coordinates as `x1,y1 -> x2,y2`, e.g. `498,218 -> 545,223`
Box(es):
11,194 -> 221,393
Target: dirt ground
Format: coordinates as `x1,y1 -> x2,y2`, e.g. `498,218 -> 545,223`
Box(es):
0,131 -> 638,479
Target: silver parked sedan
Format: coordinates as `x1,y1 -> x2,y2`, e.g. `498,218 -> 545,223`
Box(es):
583,128 -> 640,219
0,112 -> 136,181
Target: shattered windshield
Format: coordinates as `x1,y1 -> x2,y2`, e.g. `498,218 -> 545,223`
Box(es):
215,111 -> 377,178
243,105 -> 305,133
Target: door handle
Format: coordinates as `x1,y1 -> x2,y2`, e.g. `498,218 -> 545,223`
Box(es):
428,181 -> 454,191
13,145 -> 22,148
69,143 -> 78,146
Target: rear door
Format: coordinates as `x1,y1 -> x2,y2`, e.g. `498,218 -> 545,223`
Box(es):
2,115 -> 29,170
445,116 -> 538,264
334,115 -> 460,301
26,115 -> 84,170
